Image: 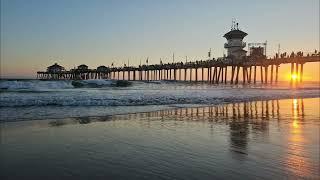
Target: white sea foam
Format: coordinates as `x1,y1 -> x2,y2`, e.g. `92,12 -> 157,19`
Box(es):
0,79 -> 130,90
0,80 -> 73,90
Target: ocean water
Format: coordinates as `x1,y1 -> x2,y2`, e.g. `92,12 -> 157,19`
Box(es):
0,98 -> 319,179
0,79 -> 319,122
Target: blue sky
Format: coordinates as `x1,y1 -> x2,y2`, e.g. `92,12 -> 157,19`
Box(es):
1,0 -> 319,78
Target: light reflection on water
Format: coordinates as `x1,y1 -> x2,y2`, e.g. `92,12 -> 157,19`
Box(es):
0,98 -> 319,179
284,99 -> 314,178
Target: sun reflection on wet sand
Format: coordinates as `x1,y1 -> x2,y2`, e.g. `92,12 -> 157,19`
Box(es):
292,99 -> 299,128
283,99 -> 316,178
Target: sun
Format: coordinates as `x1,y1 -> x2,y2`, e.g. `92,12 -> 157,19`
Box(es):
291,74 -> 298,81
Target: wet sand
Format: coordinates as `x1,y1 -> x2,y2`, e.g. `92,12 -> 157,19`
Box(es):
1,98 -> 319,179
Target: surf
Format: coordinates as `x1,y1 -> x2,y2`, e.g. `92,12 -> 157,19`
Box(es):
71,80 -> 132,88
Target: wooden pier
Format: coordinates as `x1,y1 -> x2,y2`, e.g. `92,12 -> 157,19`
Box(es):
37,54 -> 319,84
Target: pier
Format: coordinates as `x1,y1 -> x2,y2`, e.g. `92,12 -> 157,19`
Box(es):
37,54 -> 320,84
37,23 -> 320,84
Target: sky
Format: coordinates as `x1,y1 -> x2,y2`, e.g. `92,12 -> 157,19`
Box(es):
1,0 -> 319,80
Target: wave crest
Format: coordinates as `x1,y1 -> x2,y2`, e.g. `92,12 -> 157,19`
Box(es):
0,79 -> 132,91
72,80 -> 131,88
0,80 -> 73,90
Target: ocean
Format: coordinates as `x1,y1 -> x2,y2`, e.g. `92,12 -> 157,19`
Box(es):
0,79 -> 319,122
0,79 -> 319,179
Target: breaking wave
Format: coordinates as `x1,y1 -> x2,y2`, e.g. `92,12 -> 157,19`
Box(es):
0,79 -> 132,91
72,80 -> 131,88
0,80 -> 73,90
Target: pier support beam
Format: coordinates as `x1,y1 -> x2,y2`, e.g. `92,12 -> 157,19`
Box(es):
235,66 -> 240,85
139,71 -> 142,81
215,67 -> 218,83
248,66 -> 252,83
209,68 -> 212,83
207,68 -> 210,83
156,70 -> 158,80
220,67 -> 224,83
184,69 -> 187,81
265,66 -> 268,84
202,68 -> 204,82
224,66 -> 227,84
270,65 -> 274,84
260,66 -> 264,84
195,68 -> 198,82
295,63 -> 299,83
290,63 -> 294,84
230,66 -> 235,84
152,70 -> 154,81
242,67 -> 246,84
300,63 -> 304,83
213,67 -> 217,83
275,65 -> 279,83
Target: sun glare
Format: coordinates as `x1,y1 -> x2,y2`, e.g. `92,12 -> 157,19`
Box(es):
291,74 -> 298,81
292,99 -> 299,128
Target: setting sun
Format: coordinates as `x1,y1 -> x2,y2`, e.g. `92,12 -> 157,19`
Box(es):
291,74 -> 298,81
